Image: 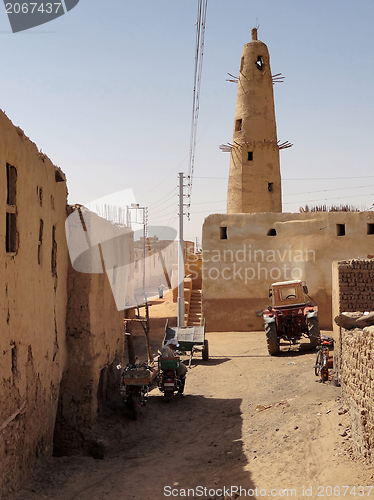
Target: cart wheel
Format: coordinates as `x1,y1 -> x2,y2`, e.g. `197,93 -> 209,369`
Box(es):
202,339 -> 209,361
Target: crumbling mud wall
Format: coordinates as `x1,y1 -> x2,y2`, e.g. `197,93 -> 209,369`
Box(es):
0,110 -> 68,496
331,259 -> 374,458
336,325 -> 374,458
202,212 -> 374,332
53,206 -> 128,456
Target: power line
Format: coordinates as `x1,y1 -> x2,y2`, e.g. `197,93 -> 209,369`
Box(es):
194,175 -> 374,181
283,191 -> 374,205
284,184 -> 374,197
187,0 -> 208,214
148,209 -> 177,222
149,202 -> 177,217
147,187 -> 177,208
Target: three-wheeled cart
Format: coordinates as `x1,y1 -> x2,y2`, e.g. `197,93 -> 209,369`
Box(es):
164,319 -> 208,367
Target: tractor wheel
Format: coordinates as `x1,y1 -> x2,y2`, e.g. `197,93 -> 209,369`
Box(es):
307,316 -> 320,347
202,339 -> 209,361
265,322 -> 279,356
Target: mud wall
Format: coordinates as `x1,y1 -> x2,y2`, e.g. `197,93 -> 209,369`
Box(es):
332,259 -> 374,335
53,208 -> 127,456
332,259 -> 374,458
0,110 -> 68,496
202,212 -> 374,332
336,325 -> 374,458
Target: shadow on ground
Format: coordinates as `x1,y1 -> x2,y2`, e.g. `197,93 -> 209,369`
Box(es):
7,395 -> 257,500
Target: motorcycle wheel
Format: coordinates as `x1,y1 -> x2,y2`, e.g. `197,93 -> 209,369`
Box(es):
307,316 -> 320,348
315,350 -> 323,377
130,405 -> 138,420
164,391 -> 173,403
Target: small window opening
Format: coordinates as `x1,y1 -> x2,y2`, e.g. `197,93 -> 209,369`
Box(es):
267,228 -> 277,236
337,224 -> 346,237
268,182 -> 273,192
256,56 -> 263,70
240,57 -> 244,72
235,119 -> 242,132
248,152 -> 253,161
55,168 -> 64,183
38,219 -> 43,265
6,164 -> 17,206
38,187 -> 43,207
220,226 -> 227,240
51,225 -> 57,276
11,345 -> 17,374
6,164 -> 17,254
367,223 -> 374,235
6,213 -> 17,253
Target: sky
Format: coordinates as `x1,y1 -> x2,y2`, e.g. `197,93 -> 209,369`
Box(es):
1,0 -> 374,243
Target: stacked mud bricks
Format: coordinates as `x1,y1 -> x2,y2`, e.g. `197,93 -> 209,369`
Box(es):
336,259 -> 374,312
333,259 -> 374,458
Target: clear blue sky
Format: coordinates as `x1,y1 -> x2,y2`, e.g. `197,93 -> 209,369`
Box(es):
1,0 -> 374,242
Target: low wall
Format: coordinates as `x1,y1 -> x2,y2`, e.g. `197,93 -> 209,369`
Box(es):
338,326 -> 374,458
332,259 -> 374,458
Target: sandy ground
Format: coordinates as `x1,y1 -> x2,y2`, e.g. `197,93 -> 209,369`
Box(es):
6,293 -> 374,500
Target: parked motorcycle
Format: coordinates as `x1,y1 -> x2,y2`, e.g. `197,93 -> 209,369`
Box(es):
120,362 -> 152,420
157,357 -> 182,401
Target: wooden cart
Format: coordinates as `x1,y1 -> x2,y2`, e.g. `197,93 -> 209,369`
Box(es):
164,319 -> 208,367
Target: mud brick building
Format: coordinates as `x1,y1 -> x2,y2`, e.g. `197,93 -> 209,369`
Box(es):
0,109 -> 69,496
333,259 -> 374,458
202,30 -> 374,332
0,110 -> 130,496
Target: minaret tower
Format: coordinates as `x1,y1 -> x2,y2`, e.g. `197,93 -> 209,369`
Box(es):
227,28 -> 282,213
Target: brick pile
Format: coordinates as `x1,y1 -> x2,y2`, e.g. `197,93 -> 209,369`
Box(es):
337,259 -> 374,312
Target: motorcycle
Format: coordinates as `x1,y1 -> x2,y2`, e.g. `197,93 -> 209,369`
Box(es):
120,362 -> 152,420
157,357 -> 183,401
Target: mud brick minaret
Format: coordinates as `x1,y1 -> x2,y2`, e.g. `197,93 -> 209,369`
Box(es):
227,28 -> 282,214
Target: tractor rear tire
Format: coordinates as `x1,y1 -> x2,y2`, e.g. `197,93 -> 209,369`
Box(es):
307,316 -> 320,348
265,322 -> 279,356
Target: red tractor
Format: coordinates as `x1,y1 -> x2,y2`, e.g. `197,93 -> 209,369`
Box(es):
263,280 -> 320,355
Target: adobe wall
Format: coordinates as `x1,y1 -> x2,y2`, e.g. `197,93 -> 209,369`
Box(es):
335,324 -> 374,458
202,212 -> 374,332
332,259 -> 374,338
53,206 -> 128,457
0,110 -> 68,496
331,259 -> 374,458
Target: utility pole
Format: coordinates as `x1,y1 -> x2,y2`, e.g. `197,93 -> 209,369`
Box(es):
177,172 -> 185,327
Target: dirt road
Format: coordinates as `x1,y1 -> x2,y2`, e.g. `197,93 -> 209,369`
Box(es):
7,326 -> 374,500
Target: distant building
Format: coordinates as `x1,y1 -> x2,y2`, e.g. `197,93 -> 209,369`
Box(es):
202,30 -> 374,332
